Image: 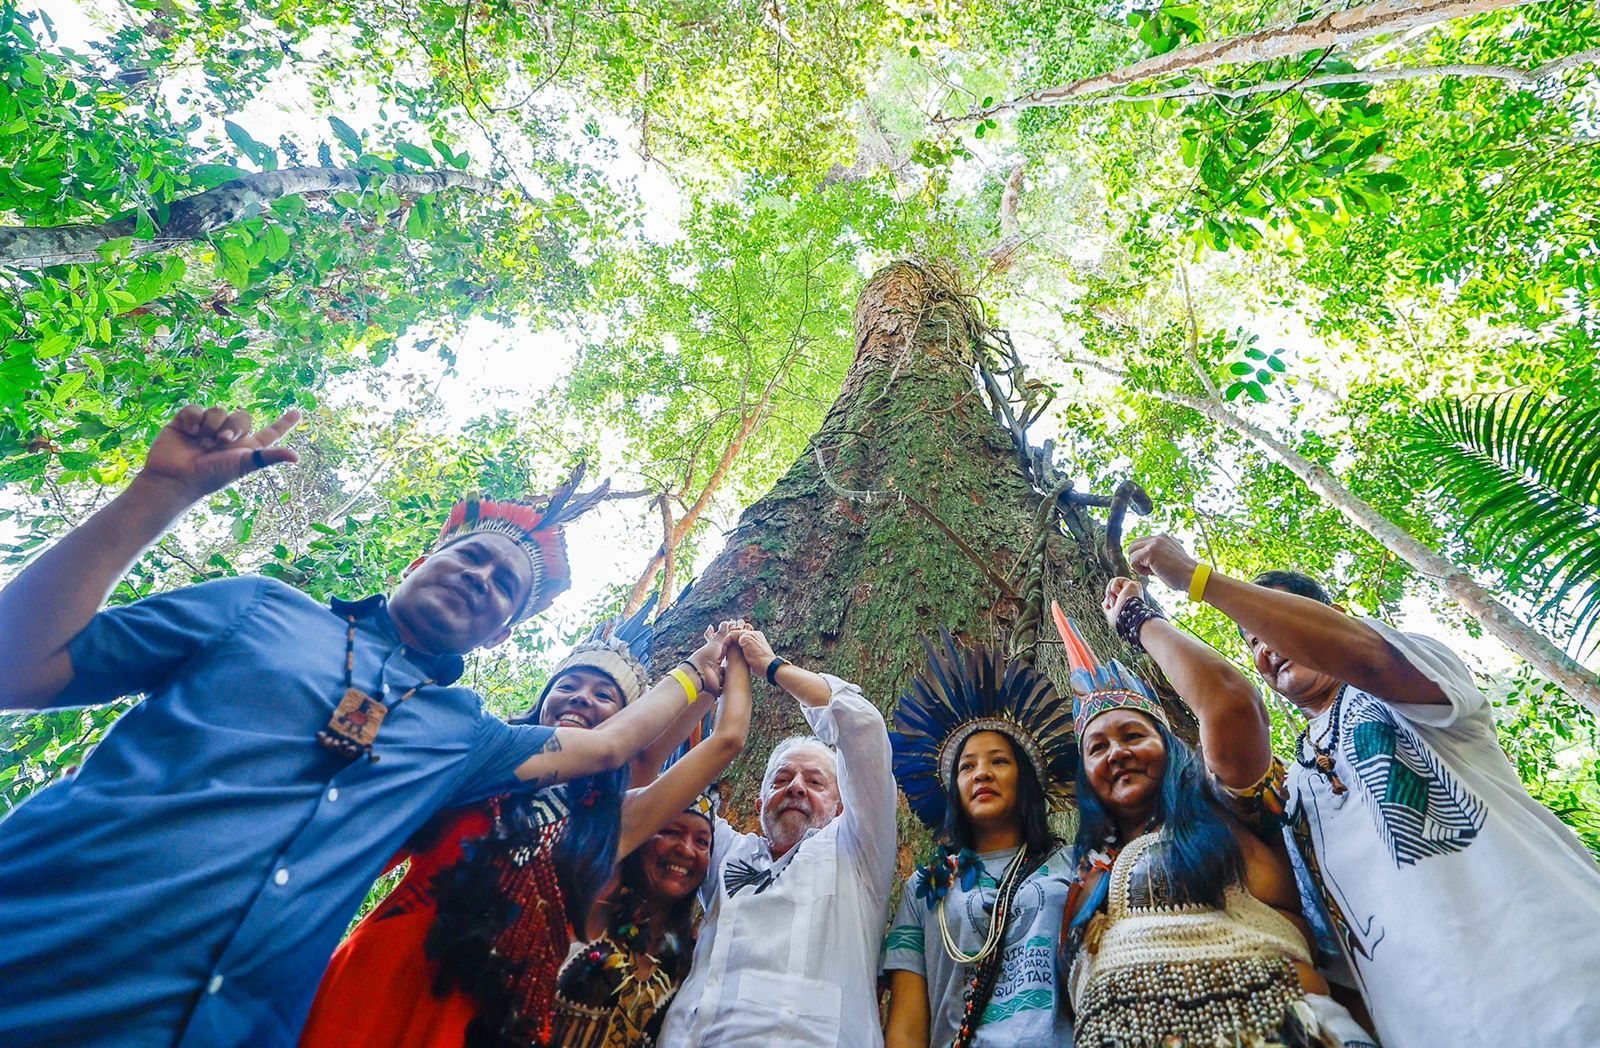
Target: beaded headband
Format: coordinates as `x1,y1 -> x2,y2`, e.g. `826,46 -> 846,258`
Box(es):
1049,601 -> 1169,738
685,784 -> 720,824
537,595 -> 657,709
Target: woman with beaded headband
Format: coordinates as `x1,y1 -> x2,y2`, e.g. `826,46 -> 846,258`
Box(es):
883,631 -> 1077,1048
301,573 -> 753,1048
1056,586 -> 1374,1048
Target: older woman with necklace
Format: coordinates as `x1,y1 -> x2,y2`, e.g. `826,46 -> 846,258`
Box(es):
1056,591 -> 1373,1048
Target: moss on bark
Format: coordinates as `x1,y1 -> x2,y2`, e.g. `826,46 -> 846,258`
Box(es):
651,260 -> 1179,861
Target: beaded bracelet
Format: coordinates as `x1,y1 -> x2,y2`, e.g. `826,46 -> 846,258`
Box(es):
1115,596 -> 1165,653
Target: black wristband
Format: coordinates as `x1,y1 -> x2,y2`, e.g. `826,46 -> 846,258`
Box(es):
765,655 -> 789,687
1115,597 -> 1166,653
679,661 -> 706,692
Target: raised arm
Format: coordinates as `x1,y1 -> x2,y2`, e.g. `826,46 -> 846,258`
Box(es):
617,637 -> 753,856
735,629 -> 897,880
0,405 -> 300,709
514,622 -> 734,786
629,623 -> 748,787
1128,534 -> 1447,706
1103,577 -> 1270,789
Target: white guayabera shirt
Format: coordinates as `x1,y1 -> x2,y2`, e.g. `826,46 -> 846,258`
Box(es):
659,674 -> 897,1048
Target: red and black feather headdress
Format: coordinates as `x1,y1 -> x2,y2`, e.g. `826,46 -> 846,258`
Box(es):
435,464 -> 611,622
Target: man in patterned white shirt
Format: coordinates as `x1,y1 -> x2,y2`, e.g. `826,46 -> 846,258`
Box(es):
1129,533 -> 1600,1048
660,629 -> 897,1048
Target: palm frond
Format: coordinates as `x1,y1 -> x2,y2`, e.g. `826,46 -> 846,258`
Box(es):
1406,392 -> 1600,650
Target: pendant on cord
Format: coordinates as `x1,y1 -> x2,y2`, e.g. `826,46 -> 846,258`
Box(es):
317,687 -> 389,763
1315,754 -> 1348,795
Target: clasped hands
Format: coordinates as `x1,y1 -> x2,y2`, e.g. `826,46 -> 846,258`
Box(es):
680,621 -> 783,698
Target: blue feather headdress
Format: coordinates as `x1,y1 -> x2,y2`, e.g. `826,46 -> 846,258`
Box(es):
1049,601 -> 1167,737
890,629 -> 1078,828
537,592 -> 659,707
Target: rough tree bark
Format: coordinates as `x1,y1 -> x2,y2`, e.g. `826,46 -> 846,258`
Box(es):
1064,353 -> 1600,718
647,261 -> 1174,842
956,0 -> 1551,123
0,167 -> 498,269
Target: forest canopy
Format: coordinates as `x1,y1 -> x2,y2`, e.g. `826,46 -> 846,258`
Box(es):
2,0 -> 1597,850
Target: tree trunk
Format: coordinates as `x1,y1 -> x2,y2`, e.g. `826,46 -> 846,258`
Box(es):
648,261 -> 1172,836
1065,354 -> 1600,718
0,167 -> 499,269
961,0 -> 1547,123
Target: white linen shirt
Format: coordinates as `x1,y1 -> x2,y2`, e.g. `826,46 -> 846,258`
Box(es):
659,674 -> 897,1048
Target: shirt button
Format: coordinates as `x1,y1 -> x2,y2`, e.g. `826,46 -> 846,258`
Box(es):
326,788 -> 339,803
208,975 -> 225,995
274,868 -> 291,886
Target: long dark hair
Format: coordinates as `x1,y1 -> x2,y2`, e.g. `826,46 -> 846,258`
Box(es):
615,835 -> 699,981
1064,720 -> 1244,952
939,731 -> 1061,857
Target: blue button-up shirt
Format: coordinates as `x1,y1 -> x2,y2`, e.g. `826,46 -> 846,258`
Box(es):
0,577 -> 554,1048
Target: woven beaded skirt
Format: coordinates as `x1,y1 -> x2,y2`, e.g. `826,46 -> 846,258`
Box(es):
1074,955 -> 1317,1048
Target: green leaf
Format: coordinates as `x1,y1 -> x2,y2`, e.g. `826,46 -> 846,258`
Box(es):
217,241 -> 251,290
328,116 -> 362,153
189,164 -> 248,189
394,141 -> 434,167
1244,382 -> 1267,403
224,120 -> 274,168
97,237 -> 135,264
1228,361 -> 1253,375
262,223 -> 291,263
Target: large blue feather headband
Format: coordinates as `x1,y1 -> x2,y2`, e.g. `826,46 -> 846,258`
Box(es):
890,630 -> 1078,828
1050,602 -> 1167,738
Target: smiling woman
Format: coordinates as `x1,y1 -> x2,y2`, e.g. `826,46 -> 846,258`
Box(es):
884,637 -> 1077,1048
1054,598 -> 1373,1048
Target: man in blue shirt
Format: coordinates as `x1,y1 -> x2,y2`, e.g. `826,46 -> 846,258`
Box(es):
0,404 -> 729,1047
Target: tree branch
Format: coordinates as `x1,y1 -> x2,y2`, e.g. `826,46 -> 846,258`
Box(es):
949,0 -> 1553,123
0,166 -> 500,268
1030,48 -> 1600,107
1060,352 -> 1600,715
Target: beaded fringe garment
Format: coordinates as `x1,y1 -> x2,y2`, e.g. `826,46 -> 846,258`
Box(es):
1072,832 -> 1335,1048
550,935 -> 679,1048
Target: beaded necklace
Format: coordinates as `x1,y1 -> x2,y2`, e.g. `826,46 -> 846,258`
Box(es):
1293,684 -> 1348,795
945,847 -> 1043,1048
315,615 -> 434,764
936,846 -> 1027,964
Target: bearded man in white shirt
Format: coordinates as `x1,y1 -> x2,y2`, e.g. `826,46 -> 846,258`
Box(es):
1128,533 -> 1600,1048
659,628 -> 897,1048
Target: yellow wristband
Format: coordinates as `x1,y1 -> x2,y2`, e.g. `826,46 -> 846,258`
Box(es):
669,667 -> 700,705
1189,563 -> 1213,603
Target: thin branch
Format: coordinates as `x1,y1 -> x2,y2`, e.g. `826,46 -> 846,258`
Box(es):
948,0 -> 1552,123
1043,48 -> 1600,107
